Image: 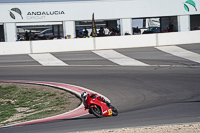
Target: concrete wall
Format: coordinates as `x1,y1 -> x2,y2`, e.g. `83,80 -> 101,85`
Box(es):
32,38 -> 94,53
157,30 -> 200,46
120,18 -> 133,35
4,23 -> 17,42
0,41 -> 30,55
95,34 -> 156,50
0,30 -> 200,55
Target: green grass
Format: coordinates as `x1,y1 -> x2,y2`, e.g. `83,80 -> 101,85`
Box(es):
0,104 -> 18,122
0,85 -> 70,125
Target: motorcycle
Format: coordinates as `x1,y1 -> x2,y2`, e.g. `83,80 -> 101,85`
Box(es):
83,94 -> 118,118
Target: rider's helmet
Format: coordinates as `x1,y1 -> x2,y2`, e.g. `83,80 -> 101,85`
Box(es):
81,92 -> 87,101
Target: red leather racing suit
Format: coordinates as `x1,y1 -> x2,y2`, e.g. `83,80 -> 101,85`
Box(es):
89,93 -> 106,102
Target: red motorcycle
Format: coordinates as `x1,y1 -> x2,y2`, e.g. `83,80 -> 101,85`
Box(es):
83,93 -> 118,118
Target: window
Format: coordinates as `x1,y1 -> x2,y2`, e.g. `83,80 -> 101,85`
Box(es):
16,22 -> 63,41
190,15 -> 200,30
0,23 -> 5,42
75,20 -> 120,38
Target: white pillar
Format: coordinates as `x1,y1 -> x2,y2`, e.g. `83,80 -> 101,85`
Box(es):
120,18 -> 132,36
63,21 -> 75,39
178,15 -> 190,32
4,23 -> 17,42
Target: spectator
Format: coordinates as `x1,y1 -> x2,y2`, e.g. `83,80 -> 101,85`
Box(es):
29,30 -> 32,40
24,31 -> 29,41
99,27 -> 104,36
168,22 -> 174,32
104,27 -> 110,36
83,28 -> 88,37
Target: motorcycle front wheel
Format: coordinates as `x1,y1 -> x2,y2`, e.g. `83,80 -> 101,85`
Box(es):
110,105 -> 118,116
90,106 -> 103,118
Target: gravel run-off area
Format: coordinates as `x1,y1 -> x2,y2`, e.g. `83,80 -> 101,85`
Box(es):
78,123 -> 200,133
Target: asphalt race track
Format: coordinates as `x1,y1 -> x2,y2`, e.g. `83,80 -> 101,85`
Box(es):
0,44 -> 200,133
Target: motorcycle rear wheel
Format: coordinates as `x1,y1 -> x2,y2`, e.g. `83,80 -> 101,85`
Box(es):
110,105 -> 118,116
90,106 -> 103,118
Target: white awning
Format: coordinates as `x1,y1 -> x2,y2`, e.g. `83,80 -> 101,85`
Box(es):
16,22 -> 62,26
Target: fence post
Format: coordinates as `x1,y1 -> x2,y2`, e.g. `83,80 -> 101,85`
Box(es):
30,40 -> 33,54
156,33 -> 159,47
93,37 -> 96,50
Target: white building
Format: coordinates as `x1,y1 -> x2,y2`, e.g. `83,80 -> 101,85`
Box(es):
0,0 -> 200,42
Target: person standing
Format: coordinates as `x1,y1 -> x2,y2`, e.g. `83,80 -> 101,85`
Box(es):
29,30 -> 32,40
99,27 -> 104,36
24,31 -> 29,41
168,22 -> 174,32
83,28 -> 88,37
104,27 -> 110,36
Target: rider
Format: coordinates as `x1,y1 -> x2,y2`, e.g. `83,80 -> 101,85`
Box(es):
81,92 -> 110,106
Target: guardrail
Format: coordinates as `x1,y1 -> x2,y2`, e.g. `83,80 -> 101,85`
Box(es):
0,30 -> 200,55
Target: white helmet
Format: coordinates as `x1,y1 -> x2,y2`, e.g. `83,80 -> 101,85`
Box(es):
81,92 -> 87,101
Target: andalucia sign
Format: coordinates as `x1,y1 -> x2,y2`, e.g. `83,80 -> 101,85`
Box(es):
183,0 -> 197,12
9,7 -> 65,20
9,8 -> 23,19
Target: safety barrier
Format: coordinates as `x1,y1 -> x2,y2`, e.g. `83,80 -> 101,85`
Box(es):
0,30 -> 200,55
95,34 -> 156,50
31,38 -> 94,53
0,41 -> 30,55
157,30 -> 200,46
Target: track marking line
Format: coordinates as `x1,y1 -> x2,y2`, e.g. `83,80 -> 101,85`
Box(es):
156,46 -> 200,64
93,50 -> 149,66
0,64 -> 200,68
29,53 -> 68,66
